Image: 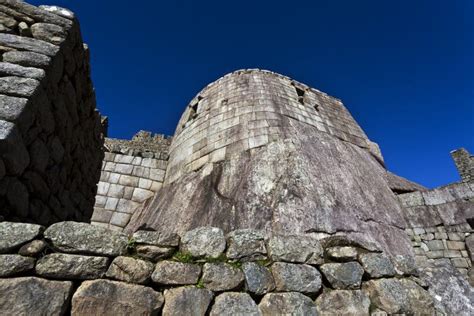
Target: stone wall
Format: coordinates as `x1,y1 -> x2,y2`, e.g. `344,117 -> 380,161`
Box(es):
165,69 -> 377,184
451,148 -> 474,183
91,131 -> 171,231
405,223 -> 472,276
0,1 -> 104,225
3,220 -> 471,315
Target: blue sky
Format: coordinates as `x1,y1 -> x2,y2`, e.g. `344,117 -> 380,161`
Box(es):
32,0 -> 473,188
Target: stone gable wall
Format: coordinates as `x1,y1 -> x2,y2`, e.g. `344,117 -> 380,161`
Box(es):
2,220 -> 469,315
0,1 -> 103,225
451,148 -> 474,183
91,132 -> 171,231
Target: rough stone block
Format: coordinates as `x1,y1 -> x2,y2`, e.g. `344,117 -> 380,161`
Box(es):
0,277 -> 72,315
106,256 -> 154,284
162,287 -> 213,316
271,262 -> 322,294
71,280 -> 163,315
152,261 -> 201,285
115,163 -> 134,175
0,254 -> 35,277
35,253 -> 109,280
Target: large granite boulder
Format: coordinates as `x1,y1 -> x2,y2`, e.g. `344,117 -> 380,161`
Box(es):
35,253 -> 109,279
126,70 -> 414,260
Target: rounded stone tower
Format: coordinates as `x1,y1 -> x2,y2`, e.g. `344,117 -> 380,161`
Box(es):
127,69 -> 413,257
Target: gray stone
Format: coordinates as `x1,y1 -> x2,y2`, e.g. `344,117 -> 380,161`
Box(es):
362,278 -> 435,315
136,244 -> 174,261
358,253 -> 396,278
36,253 -> 109,279
320,262 -> 364,289
0,12 -> 17,28
419,260 -> 474,315
71,279 -> 163,315
0,221 -> 44,253
242,262 -> 275,295
0,62 -> 45,80
151,260 -> 201,285
44,221 -> 128,256
202,262 -> 245,291
226,229 -> 267,261
271,262 -> 322,294
0,34 -> 59,56
259,292 -> 318,316
180,226 -> 226,258
465,234 -> 474,261
31,23 -> 67,45
427,240 -> 445,251
0,277 -> 72,315
0,95 -> 29,123
133,230 -> 180,247
0,254 -> 35,277
1,1 -> 72,28
210,292 -> 261,316
268,234 -> 324,264
18,22 -> 32,37
392,254 -> 417,276
163,286 -> 214,316
2,51 -> 51,69
106,256 -> 154,284
326,246 -> 358,261
0,76 -> 40,97
315,290 -> 371,316
18,239 -> 47,256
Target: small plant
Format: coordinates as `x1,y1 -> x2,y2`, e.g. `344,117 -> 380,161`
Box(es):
227,260 -> 242,269
126,237 -> 136,253
173,251 -> 194,263
255,258 -> 272,267
196,279 -> 205,289
205,253 -> 228,263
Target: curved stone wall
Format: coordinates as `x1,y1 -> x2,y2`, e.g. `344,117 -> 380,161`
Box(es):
0,1 -> 104,225
165,69 -> 374,184
2,220 -> 472,315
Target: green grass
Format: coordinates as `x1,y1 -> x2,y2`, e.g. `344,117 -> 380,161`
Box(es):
172,251 -> 194,263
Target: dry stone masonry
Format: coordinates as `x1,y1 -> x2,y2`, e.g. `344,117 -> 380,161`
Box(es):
2,221 -> 470,315
0,0 -> 473,314
91,131 -> 171,231
0,0 -> 104,225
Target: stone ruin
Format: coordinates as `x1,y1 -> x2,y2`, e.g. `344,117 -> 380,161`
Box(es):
0,1 -> 473,315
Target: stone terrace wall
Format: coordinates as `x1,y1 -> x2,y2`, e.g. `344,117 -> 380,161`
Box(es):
3,220 -> 471,315
91,131 -> 171,231
405,222 -> 472,277
0,2 -> 104,225
165,69 -> 379,184
399,179 -> 474,282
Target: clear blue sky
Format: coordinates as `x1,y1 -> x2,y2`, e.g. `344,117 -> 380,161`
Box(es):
32,0 -> 473,188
